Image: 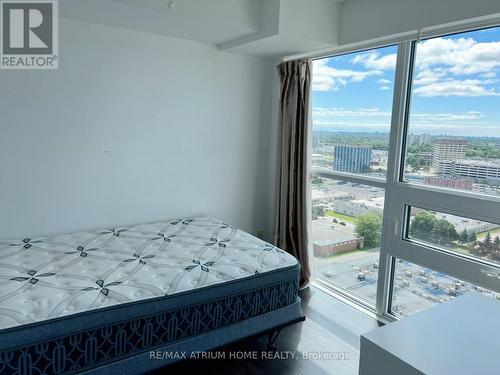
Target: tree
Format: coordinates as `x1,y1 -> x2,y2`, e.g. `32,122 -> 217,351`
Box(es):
475,231 -> 494,257
409,211 -> 438,239
492,236 -> 500,262
494,236 -> 500,250
431,219 -> 458,244
484,232 -> 493,251
468,231 -> 479,255
407,154 -> 430,171
459,229 -> 469,245
312,206 -> 325,220
355,213 -> 383,248
469,231 -> 477,244
410,211 -> 458,245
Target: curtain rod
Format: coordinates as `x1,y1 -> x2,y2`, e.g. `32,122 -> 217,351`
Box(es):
282,12 -> 500,62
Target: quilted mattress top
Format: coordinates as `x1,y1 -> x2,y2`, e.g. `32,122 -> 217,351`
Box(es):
0,217 -> 297,330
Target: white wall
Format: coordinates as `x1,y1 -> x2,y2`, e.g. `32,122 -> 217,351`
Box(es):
0,18 -> 275,239
340,0 -> 500,45
279,0 -> 340,44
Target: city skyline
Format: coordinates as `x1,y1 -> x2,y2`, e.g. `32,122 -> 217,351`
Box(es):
312,26 -> 500,137
313,129 -> 500,140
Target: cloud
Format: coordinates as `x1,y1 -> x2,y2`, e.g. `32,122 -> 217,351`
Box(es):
312,106 -> 494,135
313,121 -> 391,130
313,107 -> 391,117
412,37 -> 500,97
410,110 -> 484,122
413,68 -> 447,85
345,36 -> 500,97
351,52 -> 397,70
377,78 -> 392,90
416,37 -> 500,75
413,79 -> 499,97
314,106 -> 485,122
313,34 -> 500,97
312,58 -> 382,91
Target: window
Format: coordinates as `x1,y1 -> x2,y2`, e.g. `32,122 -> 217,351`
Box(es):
391,259 -> 500,317
310,25 -> 500,319
311,45 -> 396,307
312,45 -> 397,179
406,207 -> 500,266
403,29 -> 500,197
311,177 -> 384,304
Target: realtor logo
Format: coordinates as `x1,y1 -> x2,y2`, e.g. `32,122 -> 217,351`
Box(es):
1,0 -> 58,69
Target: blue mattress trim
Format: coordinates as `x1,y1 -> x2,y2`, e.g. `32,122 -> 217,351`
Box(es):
82,300 -> 304,374
0,265 -> 300,375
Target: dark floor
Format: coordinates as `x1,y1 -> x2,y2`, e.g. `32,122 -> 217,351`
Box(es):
151,286 -> 381,375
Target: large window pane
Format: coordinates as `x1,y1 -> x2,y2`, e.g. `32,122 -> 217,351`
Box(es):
406,207 -> 500,265
312,45 -> 397,178
310,29 -> 500,319
391,258 -> 500,316
403,26 -> 500,197
311,177 -> 384,304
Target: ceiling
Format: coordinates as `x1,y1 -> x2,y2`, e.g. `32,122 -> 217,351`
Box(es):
60,0 -> 342,57
61,0 -> 261,45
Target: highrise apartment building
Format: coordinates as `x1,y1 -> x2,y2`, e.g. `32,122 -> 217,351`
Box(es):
432,139 -> 468,174
333,145 -> 372,173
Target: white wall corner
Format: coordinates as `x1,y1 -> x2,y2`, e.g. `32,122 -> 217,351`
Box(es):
217,0 -> 281,51
218,0 -> 339,57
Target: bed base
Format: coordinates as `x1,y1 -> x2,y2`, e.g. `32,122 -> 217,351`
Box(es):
266,316 -> 305,351
77,299 -> 304,374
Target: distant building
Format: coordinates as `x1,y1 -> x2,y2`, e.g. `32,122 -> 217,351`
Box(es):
419,133 -> 432,145
432,139 -> 468,174
442,159 -> 500,181
408,134 -> 418,145
423,176 -> 473,190
408,133 -> 432,146
312,138 -> 319,152
334,196 -> 384,217
429,212 -> 498,234
311,189 -> 352,204
333,145 -> 372,173
313,237 -> 364,257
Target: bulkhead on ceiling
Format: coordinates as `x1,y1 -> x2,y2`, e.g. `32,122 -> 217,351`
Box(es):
60,0 -> 341,57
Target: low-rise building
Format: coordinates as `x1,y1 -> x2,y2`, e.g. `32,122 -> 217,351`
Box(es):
423,176 -> 473,190
313,237 -> 364,257
334,196 -> 384,217
442,159 -> 500,181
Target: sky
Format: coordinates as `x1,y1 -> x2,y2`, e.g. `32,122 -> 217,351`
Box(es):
312,26 -> 500,137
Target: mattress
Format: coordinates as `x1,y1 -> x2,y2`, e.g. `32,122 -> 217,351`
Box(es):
0,217 -> 301,374
0,217 -> 298,331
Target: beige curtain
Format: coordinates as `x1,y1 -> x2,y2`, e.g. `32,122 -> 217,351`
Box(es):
273,59 -> 312,288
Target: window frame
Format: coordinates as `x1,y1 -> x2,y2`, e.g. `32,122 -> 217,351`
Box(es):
309,21 -> 500,321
